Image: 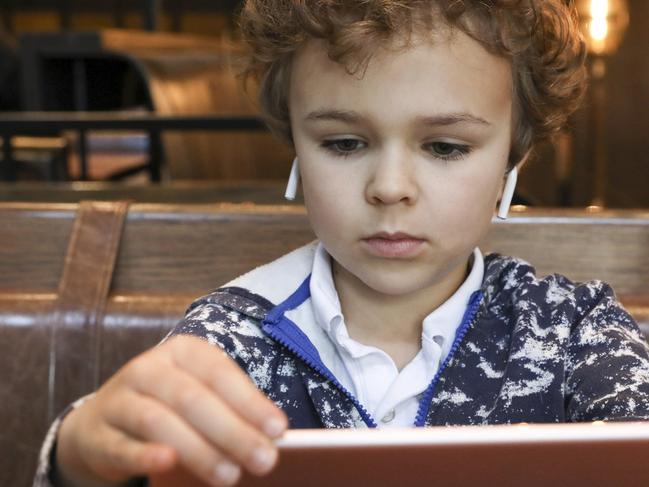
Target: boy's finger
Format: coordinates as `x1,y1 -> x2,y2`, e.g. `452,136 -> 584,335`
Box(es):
125,360 -> 280,477
86,425 -> 177,480
106,391 -> 244,487
167,335 -> 288,438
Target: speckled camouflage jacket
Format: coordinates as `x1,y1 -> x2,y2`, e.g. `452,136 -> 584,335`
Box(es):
34,243 -> 649,487
170,243 -> 649,427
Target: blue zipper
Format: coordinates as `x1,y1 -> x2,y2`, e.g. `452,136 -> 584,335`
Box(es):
262,275 -> 483,429
413,289 -> 484,426
261,275 -> 378,428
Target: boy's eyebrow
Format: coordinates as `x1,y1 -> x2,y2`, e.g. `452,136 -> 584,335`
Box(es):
416,114 -> 491,127
304,109 -> 491,126
304,109 -> 362,123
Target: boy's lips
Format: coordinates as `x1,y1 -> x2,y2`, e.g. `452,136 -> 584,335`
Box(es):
361,232 -> 426,258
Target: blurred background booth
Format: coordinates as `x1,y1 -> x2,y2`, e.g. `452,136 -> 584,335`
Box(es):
0,0 -> 647,208
0,0 -> 293,185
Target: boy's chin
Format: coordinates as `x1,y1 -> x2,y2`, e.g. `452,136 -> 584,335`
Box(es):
334,254 -> 466,299
357,271 -> 443,298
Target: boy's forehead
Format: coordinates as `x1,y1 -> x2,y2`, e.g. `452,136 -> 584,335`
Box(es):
289,32 -> 512,125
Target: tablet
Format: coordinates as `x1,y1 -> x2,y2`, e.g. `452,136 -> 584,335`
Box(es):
150,421 -> 649,487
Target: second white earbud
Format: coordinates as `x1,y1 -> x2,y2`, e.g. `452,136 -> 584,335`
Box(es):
284,157 -> 300,201
497,166 -> 518,220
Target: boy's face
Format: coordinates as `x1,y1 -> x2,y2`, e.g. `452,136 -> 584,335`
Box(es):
289,29 -> 513,298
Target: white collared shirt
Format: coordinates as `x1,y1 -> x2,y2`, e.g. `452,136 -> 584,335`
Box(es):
307,243 -> 484,427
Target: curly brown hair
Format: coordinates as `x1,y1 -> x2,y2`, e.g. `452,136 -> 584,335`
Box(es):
239,0 -> 587,167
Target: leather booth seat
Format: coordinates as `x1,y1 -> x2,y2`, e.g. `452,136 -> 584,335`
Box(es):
2,202 -> 648,486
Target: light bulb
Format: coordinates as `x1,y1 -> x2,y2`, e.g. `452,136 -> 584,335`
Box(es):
576,0 -> 630,55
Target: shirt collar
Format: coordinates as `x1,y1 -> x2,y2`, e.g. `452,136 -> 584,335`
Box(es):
310,242 -> 343,335
421,248 -> 484,360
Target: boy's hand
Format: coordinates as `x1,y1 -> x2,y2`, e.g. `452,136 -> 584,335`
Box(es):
56,335 -> 288,487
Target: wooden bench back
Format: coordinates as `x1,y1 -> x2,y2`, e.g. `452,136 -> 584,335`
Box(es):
4,203 -> 648,296
1,202 -> 648,487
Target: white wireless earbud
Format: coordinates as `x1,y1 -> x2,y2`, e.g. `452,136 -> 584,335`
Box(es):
284,157 -> 300,201
497,166 -> 518,220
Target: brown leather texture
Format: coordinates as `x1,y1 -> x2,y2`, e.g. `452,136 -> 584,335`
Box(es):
1,203 -> 648,486
49,201 -> 129,422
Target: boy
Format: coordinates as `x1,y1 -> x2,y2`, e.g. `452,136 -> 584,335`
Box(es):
35,1 -> 649,487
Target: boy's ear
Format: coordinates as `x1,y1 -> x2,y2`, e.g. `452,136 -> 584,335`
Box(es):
512,149 -> 533,173
500,149 -> 532,187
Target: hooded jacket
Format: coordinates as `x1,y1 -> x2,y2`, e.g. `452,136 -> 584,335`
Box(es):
169,242 -> 649,427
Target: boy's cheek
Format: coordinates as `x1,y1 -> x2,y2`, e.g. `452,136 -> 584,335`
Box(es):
436,199 -> 497,249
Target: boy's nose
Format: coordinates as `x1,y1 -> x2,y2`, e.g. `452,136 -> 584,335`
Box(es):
364,156 -> 418,206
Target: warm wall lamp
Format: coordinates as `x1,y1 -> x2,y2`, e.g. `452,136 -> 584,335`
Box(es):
574,0 -> 630,206
576,0 -> 630,56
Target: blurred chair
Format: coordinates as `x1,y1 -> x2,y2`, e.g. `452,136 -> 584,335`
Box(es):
0,31 -> 72,180
4,136 -> 69,180
17,29 -> 293,182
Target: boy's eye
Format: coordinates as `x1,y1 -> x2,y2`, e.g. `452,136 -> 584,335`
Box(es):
424,141 -> 471,161
321,138 -> 365,156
